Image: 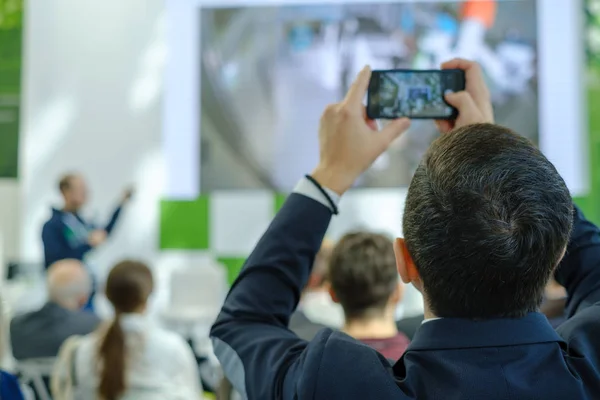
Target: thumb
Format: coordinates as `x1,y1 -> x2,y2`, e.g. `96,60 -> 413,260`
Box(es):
444,91 -> 476,110
379,117 -> 410,147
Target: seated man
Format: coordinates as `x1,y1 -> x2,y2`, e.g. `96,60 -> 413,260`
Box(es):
11,259 -> 100,360
210,59 -> 600,399
328,232 -> 409,360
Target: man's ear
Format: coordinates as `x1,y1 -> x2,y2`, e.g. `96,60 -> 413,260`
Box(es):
394,238 -> 419,284
328,286 -> 340,304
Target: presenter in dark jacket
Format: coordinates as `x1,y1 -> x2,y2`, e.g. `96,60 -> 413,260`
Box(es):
210,59 -> 600,399
42,173 -> 132,269
42,174 -> 132,311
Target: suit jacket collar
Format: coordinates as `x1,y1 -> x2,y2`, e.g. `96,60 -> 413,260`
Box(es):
406,312 -> 564,352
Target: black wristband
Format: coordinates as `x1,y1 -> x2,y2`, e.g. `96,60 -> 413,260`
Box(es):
305,174 -> 339,215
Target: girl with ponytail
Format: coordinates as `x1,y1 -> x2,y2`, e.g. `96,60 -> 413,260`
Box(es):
52,260 -> 202,399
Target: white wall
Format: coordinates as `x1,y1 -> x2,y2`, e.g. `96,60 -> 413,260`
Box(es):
17,0 -> 423,318
0,180 -> 19,264
20,0 -> 168,276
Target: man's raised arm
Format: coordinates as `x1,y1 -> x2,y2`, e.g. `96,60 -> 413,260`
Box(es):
209,66 -> 410,399
554,205 -> 600,317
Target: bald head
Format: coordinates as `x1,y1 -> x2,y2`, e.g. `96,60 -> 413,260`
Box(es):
47,259 -> 91,310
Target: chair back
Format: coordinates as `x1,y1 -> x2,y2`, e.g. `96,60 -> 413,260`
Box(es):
17,358 -> 56,400
168,263 -> 227,323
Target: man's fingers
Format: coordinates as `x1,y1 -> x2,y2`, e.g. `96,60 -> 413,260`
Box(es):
444,91 -> 477,113
441,58 -> 475,71
344,66 -> 371,110
441,58 -> 490,106
379,118 -> 410,147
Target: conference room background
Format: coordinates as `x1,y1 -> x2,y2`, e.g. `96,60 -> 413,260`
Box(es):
11,0 -> 600,290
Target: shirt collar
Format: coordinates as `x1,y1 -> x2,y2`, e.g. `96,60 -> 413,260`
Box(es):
421,317 -> 441,325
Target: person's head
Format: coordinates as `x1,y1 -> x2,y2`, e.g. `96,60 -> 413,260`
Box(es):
305,240 -> 334,292
47,259 -> 91,310
59,173 -> 88,211
329,232 -> 402,323
98,260 -> 153,400
396,123 -> 573,319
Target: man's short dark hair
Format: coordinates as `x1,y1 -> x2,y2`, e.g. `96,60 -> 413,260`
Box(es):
403,123 -> 573,319
59,174 -> 77,193
329,232 -> 398,320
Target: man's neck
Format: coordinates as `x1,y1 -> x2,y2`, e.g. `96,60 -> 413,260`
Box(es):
343,317 -> 398,340
423,300 -> 439,320
49,299 -> 78,311
63,205 -> 79,214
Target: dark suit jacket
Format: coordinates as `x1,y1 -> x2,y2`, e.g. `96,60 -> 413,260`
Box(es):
42,206 -> 122,268
210,193 -> 600,399
10,302 -> 100,360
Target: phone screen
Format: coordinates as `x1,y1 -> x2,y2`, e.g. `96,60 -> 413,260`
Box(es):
367,69 -> 465,120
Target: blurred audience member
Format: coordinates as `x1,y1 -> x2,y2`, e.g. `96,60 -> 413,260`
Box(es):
329,232 -> 409,360
289,241 -> 336,340
10,259 -> 99,360
295,240 -> 344,329
541,279 -> 568,328
288,307 -> 328,342
52,260 -> 202,400
42,173 -> 132,269
0,370 -> 25,399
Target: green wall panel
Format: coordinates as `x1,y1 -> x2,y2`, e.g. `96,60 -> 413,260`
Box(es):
0,0 -> 24,178
274,193 -> 288,214
575,69 -> 600,224
217,257 -> 246,285
160,197 -> 210,249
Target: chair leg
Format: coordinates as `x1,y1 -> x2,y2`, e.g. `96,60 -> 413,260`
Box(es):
32,376 -> 51,400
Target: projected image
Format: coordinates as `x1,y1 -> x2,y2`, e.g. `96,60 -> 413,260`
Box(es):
199,0 -> 538,191
370,71 -> 456,119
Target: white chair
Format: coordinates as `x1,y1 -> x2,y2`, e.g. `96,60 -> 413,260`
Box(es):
16,358 -> 56,400
161,262 -> 228,392
161,262 -> 227,329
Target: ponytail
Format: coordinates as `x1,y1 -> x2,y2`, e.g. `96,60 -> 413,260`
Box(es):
98,315 -> 126,400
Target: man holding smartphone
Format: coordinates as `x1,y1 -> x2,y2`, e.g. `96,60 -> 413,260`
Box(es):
210,59 -> 600,399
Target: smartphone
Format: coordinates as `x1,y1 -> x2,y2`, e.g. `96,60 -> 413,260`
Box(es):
367,69 -> 465,120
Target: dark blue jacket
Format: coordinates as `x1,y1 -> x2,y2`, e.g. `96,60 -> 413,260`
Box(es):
211,193 -> 600,399
0,370 -> 24,400
41,206 -> 122,269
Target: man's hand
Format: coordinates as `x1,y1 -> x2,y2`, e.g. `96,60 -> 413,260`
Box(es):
121,187 -> 134,204
436,59 -> 494,134
312,66 -> 410,195
88,229 -> 107,247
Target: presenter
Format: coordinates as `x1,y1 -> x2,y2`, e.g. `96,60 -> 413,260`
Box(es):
41,174 -> 132,310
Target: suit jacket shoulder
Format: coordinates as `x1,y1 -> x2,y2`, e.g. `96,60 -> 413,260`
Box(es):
558,302 -> 600,372
282,329 -> 399,399
10,303 -> 100,359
